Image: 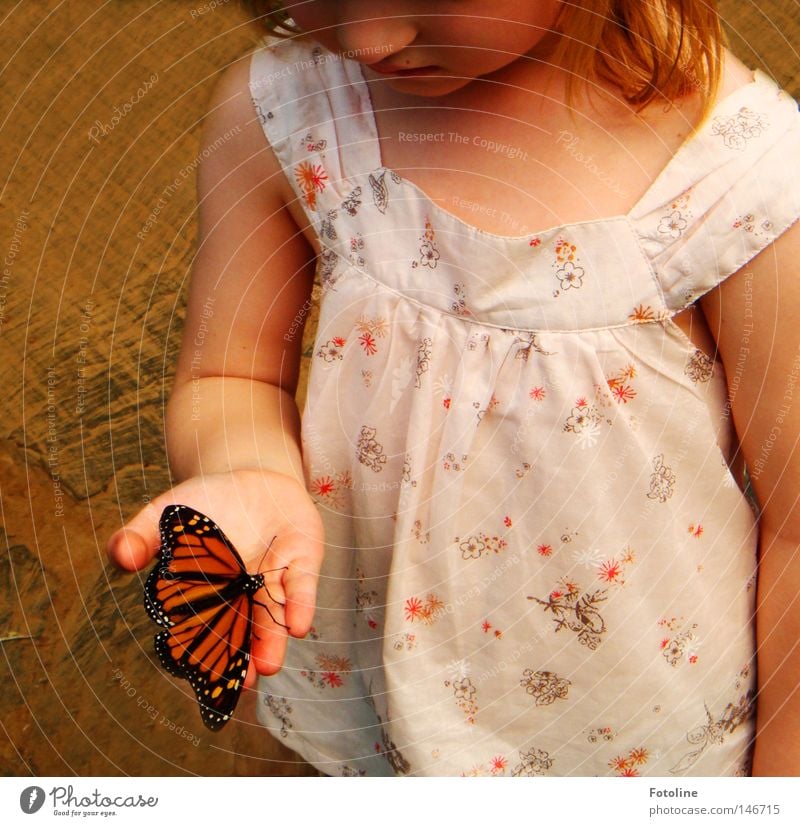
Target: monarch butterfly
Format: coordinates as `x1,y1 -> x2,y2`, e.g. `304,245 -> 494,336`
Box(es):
144,504 -> 284,730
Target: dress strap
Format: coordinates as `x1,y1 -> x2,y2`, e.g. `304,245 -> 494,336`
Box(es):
248,37 -> 382,225
629,70 -> 800,310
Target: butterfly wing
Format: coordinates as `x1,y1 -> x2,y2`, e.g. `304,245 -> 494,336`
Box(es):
153,591 -> 254,729
144,505 -> 258,730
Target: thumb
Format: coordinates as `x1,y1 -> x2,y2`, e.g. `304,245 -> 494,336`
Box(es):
106,501 -> 164,572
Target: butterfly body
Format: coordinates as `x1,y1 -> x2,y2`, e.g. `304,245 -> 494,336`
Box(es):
144,505 -> 277,731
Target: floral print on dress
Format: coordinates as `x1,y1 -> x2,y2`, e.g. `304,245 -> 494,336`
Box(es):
316,335 -> 346,362
512,747 -> 554,776
461,755 -> 508,777
669,666 -> 756,774
443,451 -> 469,471
300,132 -> 327,153
606,363 -> 638,404
379,727 -> 411,775
451,282 -> 470,316
528,578 -> 608,650
404,593 -> 446,625
628,304 -> 670,323
444,676 -> 478,724
456,531 -> 508,560
597,548 -> 635,587
356,314 -> 388,356
357,425 -> 387,472
711,107 -> 768,150
318,246 -> 341,290
647,454 -> 676,502
368,170 -> 389,214
685,348 -> 714,383
520,669 -> 571,706
608,747 -> 650,777
413,216 -> 440,269
300,653 -> 352,689
732,212 -> 773,238
414,337 -> 432,388
341,185 -> 362,216
355,566 -> 379,629
263,693 -> 293,738
658,617 -> 700,667
513,331 -> 555,360
294,160 -> 328,210
552,236 -> 585,295
308,470 -> 353,510
587,726 -> 616,743
563,396 -> 606,448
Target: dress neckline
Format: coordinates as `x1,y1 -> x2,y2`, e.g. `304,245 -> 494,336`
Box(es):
351,60 -> 762,243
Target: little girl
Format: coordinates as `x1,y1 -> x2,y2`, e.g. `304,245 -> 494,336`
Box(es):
108,1 -> 800,776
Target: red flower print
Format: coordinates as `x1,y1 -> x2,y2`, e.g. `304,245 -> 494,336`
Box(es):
529,386 -> 546,401
482,620 -> 492,633
629,304 -> 655,323
689,654 -> 698,664
529,238 -> 541,248
611,384 -> 636,403
504,516 -> 512,528
294,161 -> 328,194
564,580 -> 578,594
598,559 -> 622,582
443,398 -> 451,409
322,671 -> 343,687
537,543 -> 553,557
629,747 -> 649,765
689,523 -> 703,537
608,755 -> 629,772
490,755 -> 507,773
550,590 -> 563,600
660,637 -> 670,649
405,597 -> 423,622
620,767 -> 640,777
359,332 -> 377,355
332,336 -> 346,347
494,629 -> 502,639
575,397 -> 587,408
310,476 -> 336,497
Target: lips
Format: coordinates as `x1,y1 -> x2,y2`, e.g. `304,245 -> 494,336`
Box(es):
367,62 -> 440,77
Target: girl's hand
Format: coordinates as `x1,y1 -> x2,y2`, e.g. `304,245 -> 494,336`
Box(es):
106,469 -> 324,678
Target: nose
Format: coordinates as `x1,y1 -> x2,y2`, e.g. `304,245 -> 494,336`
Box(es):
333,3 -> 418,64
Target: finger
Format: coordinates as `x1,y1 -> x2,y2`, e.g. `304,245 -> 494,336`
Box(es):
283,561 -> 320,637
105,500 -> 166,571
251,609 -> 289,676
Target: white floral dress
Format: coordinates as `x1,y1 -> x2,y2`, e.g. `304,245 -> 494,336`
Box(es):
249,37 -> 800,776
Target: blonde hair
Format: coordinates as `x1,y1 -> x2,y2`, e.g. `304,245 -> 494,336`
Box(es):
239,1 -> 724,114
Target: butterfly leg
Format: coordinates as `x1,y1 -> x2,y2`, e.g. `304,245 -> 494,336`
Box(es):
255,565 -> 290,631
252,599 -> 289,632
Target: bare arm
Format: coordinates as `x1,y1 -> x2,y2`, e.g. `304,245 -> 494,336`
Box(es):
700,220 -> 800,775
107,53 -> 323,672
166,54 -> 315,485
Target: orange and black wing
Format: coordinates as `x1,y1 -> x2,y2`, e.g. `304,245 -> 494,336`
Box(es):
144,505 -> 259,730
153,590 -> 254,730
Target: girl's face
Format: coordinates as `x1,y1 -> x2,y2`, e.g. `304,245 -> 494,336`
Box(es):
283,1 -> 564,97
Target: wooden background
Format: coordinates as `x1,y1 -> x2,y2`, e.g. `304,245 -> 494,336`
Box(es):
0,0 -> 798,776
